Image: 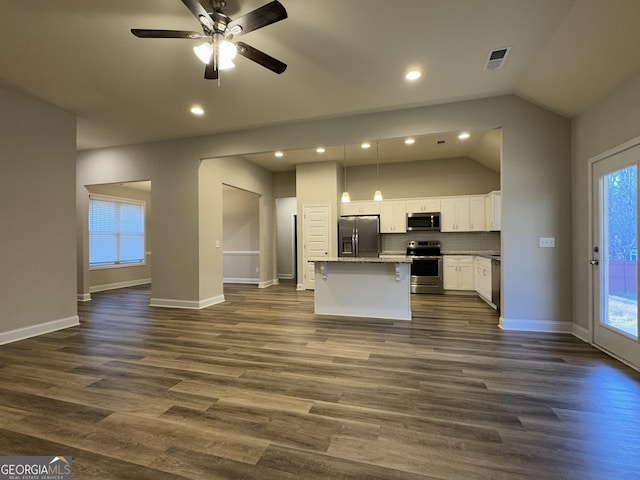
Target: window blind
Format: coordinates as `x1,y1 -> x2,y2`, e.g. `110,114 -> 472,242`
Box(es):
89,196 -> 145,267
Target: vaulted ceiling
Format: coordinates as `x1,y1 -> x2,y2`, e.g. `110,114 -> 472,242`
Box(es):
1,0 -> 640,171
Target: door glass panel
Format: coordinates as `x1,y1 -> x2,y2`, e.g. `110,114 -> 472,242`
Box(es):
603,165 -> 638,339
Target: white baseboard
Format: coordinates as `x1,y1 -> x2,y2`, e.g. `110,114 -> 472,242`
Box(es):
278,274 -> 294,280
149,295 -> 225,309
499,317 -> 573,333
258,279 -> 279,288
296,283 -> 306,291
77,293 -> 92,302
572,324 -> 590,342
223,277 -> 259,284
0,315 -> 80,346
90,278 -> 151,293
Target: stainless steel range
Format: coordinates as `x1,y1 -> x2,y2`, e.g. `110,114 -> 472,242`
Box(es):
406,240 -> 443,294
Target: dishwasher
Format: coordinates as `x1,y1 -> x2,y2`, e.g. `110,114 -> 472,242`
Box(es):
491,257 -> 501,313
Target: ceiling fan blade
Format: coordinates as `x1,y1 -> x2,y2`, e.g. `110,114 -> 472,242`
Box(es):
204,61 -> 219,80
131,29 -> 203,39
181,0 -> 215,32
236,41 -> 287,74
227,1 -> 287,36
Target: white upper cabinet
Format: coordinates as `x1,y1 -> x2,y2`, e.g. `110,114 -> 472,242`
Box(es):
406,198 -> 441,213
485,191 -> 502,231
341,201 -> 380,216
441,197 -> 470,232
380,200 -> 407,233
469,195 -> 486,231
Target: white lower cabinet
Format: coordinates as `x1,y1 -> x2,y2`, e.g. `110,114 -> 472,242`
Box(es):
474,256 -> 492,301
443,255 -> 474,290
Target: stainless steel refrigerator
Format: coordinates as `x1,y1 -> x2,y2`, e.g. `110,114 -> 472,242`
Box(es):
338,215 -> 380,257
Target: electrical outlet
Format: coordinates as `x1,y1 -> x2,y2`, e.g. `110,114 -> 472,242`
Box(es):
539,237 -> 555,248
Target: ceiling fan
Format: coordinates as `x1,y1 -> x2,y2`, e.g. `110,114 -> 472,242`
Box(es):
131,0 -> 287,80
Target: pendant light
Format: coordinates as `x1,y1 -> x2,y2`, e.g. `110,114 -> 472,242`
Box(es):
373,141 -> 383,201
341,145 -> 351,203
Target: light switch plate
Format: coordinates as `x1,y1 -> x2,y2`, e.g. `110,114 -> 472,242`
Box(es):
539,237 -> 555,248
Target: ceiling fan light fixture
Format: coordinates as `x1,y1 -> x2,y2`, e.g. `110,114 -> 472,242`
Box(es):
218,40 -> 237,70
193,41 -> 214,64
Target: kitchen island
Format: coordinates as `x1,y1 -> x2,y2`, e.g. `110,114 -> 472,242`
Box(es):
313,256 -> 412,321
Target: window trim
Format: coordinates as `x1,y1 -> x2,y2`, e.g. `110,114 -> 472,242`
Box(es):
88,194 -> 147,270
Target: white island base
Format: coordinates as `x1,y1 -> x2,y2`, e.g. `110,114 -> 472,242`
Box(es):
313,257 -> 412,321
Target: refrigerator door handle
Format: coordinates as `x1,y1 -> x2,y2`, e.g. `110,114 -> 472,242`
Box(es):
354,228 -> 359,256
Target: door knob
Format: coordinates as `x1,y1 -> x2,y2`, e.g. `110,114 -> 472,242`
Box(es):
590,259 -> 599,265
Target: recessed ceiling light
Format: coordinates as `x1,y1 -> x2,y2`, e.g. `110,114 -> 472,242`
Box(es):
405,69 -> 422,81
274,151 -> 284,157
361,142 -> 371,149
458,132 -> 471,140
316,147 -> 326,154
190,106 -> 205,115
404,138 -> 415,145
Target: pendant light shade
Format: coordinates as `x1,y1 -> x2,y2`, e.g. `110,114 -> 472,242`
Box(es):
374,141 -> 383,201
341,145 -> 350,203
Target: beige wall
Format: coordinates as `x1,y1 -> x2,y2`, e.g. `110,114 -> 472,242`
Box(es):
77,95 -> 572,331
295,161 -> 341,284
273,171 -> 296,198
276,197 -> 297,279
344,156 -> 499,201
572,69 -> 640,339
222,187 -> 260,283
199,155 -> 276,301
0,85 -> 77,341
86,183 -> 152,292
77,141 -> 202,306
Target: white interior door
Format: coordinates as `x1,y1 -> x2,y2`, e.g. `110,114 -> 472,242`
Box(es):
592,143 -> 640,368
302,204 -> 331,290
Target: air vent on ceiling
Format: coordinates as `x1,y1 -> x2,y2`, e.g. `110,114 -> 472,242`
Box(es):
484,47 -> 511,71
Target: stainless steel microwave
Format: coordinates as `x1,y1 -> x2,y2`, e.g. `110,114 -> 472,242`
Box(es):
406,212 -> 441,231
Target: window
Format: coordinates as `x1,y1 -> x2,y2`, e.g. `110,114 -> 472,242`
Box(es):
89,195 -> 145,268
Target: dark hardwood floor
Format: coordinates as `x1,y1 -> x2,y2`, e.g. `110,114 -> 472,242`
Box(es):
1,282 -> 640,479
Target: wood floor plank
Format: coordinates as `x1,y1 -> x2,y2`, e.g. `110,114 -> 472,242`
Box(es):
0,282 -> 639,479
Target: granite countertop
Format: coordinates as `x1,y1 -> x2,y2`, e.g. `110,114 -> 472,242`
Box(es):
312,256 -> 412,264
441,251 -> 501,259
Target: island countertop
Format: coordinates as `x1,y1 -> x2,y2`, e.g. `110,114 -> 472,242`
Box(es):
311,256 -> 411,263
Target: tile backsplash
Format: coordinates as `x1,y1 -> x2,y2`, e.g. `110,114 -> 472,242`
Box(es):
382,231 -> 501,254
